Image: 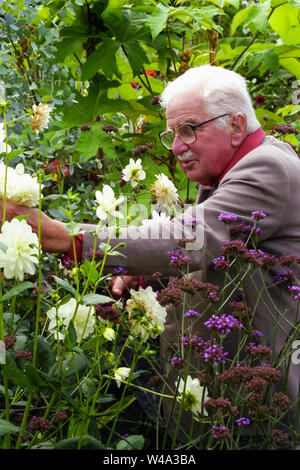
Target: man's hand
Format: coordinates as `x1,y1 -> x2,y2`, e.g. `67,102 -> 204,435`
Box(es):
110,275 -> 138,298
0,199 -> 72,254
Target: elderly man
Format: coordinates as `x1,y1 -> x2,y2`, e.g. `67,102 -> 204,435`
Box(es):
2,65 -> 300,440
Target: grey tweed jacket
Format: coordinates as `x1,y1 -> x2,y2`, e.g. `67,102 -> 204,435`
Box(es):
81,135 -> 300,436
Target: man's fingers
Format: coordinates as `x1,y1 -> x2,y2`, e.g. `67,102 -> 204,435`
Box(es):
111,276 -> 138,298
111,276 -> 125,296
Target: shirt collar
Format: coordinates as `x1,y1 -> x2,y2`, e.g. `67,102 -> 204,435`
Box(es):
204,127 -> 265,189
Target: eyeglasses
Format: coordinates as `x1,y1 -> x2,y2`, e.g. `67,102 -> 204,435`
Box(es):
159,113 -> 229,150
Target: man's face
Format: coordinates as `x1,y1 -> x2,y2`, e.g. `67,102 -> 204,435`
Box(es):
166,93 -> 236,186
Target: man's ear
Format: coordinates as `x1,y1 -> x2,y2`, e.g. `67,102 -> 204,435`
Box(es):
231,112 -> 248,148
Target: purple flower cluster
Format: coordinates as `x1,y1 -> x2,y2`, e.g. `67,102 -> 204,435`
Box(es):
279,254 -> 295,266
230,221 -> 261,240
60,256 -> 75,269
235,417 -> 250,426
181,334 -> 205,353
95,304 -> 121,324
28,416 -> 51,433
55,411 -> 68,422
203,397 -> 238,416
170,356 -> 184,368
16,349 -> 32,361
288,285 -> 300,300
181,335 -> 228,364
204,314 -> 243,334
167,250 -> 191,269
245,342 -> 272,360
184,218 -> 201,227
113,267 -> 128,275
251,210 -> 266,220
210,424 -> 230,440
219,365 -> 282,386
218,212 -> 238,223
204,341 -> 228,365
273,270 -> 295,285
184,309 -> 200,318
212,256 -> 230,271
252,330 -> 263,337
222,240 -> 248,257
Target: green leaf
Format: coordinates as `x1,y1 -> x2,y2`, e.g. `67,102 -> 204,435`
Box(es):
81,39 -> 120,80
245,0 -> 271,33
97,394 -> 136,429
26,336 -> 56,372
276,104 -> 300,117
248,48 -> 279,73
2,282 -> 35,301
62,353 -> 89,381
2,356 -> 37,392
0,419 -> 19,437
52,276 -> 77,296
65,320 -> 77,349
82,293 -> 115,305
55,436 -> 105,450
148,4 -> 170,40
231,1 -> 271,35
81,335 -> 105,350
23,363 -> 50,389
57,76 -> 121,129
116,434 -> 145,450
230,6 -> 251,35
123,42 -> 149,77
75,123 -> 116,160
279,58 -> 300,78
255,108 -> 283,130
269,4 -> 300,44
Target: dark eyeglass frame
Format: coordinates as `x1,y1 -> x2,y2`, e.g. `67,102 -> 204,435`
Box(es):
159,113 -> 229,149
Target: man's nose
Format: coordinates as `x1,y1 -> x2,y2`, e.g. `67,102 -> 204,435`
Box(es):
172,135 -> 190,155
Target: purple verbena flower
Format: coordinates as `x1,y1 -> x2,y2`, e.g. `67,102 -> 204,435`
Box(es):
273,270 -> 295,285
253,330 -> 264,337
210,424 -> 230,439
113,267 -> 128,275
184,218 -> 201,227
171,356 -> 184,368
251,211 -> 266,220
167,249 -> 191,268
212,256 -> 230,271
288,285 -> 300,300
235,417 -> 250,426
184,309 -> 200,318
218,212 -> 238,223
204,314 -> 243,334
203,340 -> 228,365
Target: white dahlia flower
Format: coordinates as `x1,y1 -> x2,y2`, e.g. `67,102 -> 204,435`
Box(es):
0,218 -> 39,281
126,286 -> 167,341
47,297 -> 95,342
0,162 -> 42,207
95,185 -> 124,221
175,375 -> 209,420
114,366 -> 131,388
122,158 -> 146,188
30,103 -> 52,133
150,173 -> 179,209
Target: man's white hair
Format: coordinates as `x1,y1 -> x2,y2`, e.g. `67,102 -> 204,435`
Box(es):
159,65 -> 261,134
